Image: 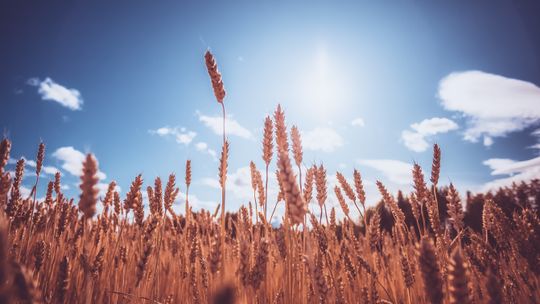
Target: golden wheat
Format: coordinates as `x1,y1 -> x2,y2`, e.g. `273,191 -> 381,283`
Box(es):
0,54 -> 538,304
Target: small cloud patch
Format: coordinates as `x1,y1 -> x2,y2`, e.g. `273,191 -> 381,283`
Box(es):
195,142 -> 217,160
52,146 -> 106,180
351,117 -> 365,127
401,117 -> 458,152
149,127 -> 197,145
357,159 -> 413,185
302,127 -> 344,152
28,77 -> 83,110
482,156 -> 540,191
197,111 -> 253,139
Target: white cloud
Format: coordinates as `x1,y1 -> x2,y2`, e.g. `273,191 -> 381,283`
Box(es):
484,157 -> 540,176
357,159 -> 412,185
177,133 -> 196,145
43,166 -> 59,175
20,156 -> 58,175
20,186 -> 32,198
482,156 -> 540,191
529,129 -> 540,151
201,178 -> 221,190
23,170 -> 37,178
154,127 -> 173,136
28,77 -> 83,110
483,136 -> 494,147
401,131 -> 428,152
351,117 -> 365,127
302,127 -> 344,152
149,127 -> 196,145
201,166 -> 253,201
23,158 -> 37,167
438,71 -> 540,146
195,142 -> 217,160
52,146 -> 106,180
410,117 -> 459,135
52,147 -> 85,176
197,112 -> 253,139
530,143 -> 540,151
195,142 -> 208,150
401,117 -> 458,152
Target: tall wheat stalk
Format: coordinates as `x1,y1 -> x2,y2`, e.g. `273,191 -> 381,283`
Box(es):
205,50 -> 228,241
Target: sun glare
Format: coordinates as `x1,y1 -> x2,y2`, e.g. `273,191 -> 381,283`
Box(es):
297,46 -> 350,119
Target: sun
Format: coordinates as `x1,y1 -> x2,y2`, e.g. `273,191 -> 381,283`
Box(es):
297,46 -> 351,119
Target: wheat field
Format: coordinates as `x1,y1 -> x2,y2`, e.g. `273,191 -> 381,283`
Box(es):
0,51 -> 539,304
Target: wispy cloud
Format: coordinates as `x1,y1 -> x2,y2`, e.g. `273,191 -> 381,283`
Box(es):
357,159 -> 412,185
27,77 -> 83,110
52,147 -> 116,198
24,158 -> 37,167
351,117 -> 365,127
439,71 -> 540,146
21,156 -> 58,175
197,112 -> 253,139
20,185 -> 32,198
7,157 -> 57,178
43,166 -> 59,175
302,127 -> 344,152
149,126 -> 196,145
530,144 -> 540,151
401,117 -> 458,152
201,166 -> 253,201
52,146 -> 106,179
529,129 -> 540,152
195,142 -> 217,160
482,156 -> 540,191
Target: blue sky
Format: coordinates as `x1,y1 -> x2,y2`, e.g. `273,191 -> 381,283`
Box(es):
2,1 -> 540,220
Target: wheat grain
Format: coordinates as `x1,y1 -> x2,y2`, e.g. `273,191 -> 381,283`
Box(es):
291,125 -> 303,168
430,144 -> 441,186
79,154 -> 99,220
204,50 -> 226,103
277,149 -> 306,226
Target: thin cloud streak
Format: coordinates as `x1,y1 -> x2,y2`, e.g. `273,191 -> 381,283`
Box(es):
197,111 -> 253,139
